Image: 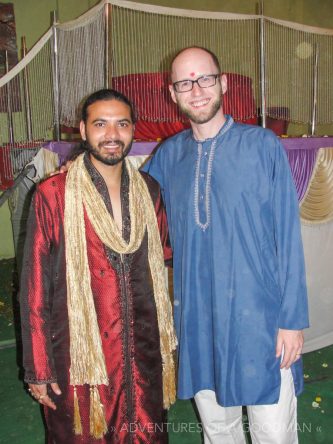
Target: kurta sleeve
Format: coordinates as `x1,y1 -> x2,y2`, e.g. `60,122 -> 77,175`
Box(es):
20,187 -> 57,383
142,145 -> 165,192
154,188 -> 172,266
271,136 -> 309,330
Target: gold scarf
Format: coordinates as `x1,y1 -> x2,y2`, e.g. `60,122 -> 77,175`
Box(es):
64,154 -> 177,438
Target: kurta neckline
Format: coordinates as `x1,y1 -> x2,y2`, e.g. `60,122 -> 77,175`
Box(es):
191,114 -> 234,143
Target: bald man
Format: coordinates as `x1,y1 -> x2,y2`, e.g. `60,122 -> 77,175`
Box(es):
144,47 -> 309,443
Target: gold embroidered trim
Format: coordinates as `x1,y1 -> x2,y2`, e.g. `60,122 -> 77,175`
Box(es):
64,154 -> 177,437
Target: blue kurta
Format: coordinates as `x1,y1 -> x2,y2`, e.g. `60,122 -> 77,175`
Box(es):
143,116 -> 309,407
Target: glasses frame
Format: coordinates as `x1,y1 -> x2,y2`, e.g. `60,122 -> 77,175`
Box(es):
172,74 -> 220,93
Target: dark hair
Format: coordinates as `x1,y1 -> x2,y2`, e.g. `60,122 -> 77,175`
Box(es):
81,88 -> 136,124
170,46 -> 221,74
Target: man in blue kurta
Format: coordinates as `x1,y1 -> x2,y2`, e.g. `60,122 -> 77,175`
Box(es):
144,47 -> 309,443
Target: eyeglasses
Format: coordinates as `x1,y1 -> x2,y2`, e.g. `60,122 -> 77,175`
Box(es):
173,74 -> 220,93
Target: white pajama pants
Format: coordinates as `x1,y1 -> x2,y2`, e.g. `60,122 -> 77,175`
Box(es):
194,368 -> 298,444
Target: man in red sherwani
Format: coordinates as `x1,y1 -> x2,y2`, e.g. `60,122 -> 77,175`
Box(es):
20,89 -> 177,444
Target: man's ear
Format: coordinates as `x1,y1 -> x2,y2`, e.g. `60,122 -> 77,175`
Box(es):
169,83 -> 177,104
221,74 -> 227,95
79,120 -> 86,141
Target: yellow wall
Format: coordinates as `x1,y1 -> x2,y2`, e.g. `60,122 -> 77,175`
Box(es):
0,0 -> 332,259
0,198 -> 15,259
8,0 -> 333,52
10,0 -> 99,49
133,0 -> 333,28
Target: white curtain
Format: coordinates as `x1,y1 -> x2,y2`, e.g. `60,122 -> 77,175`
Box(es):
302,220 -> 333,353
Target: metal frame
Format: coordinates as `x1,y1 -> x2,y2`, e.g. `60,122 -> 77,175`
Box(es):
52,11 -> 60,141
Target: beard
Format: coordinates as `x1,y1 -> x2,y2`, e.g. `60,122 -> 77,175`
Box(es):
178,98 -> 222,124
177,96 -> 222,124
83,139 -> 133,166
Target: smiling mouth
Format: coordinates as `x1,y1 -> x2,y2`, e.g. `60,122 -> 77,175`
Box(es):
103,144 -> 120,149
99,140 -> 124,151
190,98 -> 210,108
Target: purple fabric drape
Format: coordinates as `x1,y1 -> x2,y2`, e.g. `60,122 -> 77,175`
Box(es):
285,149 -> 319,202
43,141 -> 78,166
281,137 -> 333,151
282,137 -> 333,201
43,137 -> 333,203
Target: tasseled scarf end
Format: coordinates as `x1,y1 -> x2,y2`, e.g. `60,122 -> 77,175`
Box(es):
73,385 -> 108,439
73,386 -> 83,435
90,385 -> 108,439
162,353 -> 177,409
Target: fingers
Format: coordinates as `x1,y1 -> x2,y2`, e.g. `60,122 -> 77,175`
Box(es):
280,349 -> 302,369
59,164 -> 69,173
28,383 -> 58,410
275,335 -> 283,359
280,347 -> 294,369
49,160 -> 71,176
295,351 -> 303,361
60,160 -> 72,173
51,382 -> 62,395
277,329 -> 304,369
39,393 -> 57,410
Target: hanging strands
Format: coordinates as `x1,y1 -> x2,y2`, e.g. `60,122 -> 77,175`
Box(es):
0,34 -> 54,147
111,5 -> 260,123
264,18 -> 333,125
0,32 -> 53,187
57,4 -> 106,127
64,154 -> 177,437
1,0 -> 333,189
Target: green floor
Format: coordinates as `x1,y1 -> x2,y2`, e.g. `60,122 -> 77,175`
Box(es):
0,258 -> 332,443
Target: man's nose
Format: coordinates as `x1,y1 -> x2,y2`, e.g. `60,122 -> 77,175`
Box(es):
191,81 -> 202,96
105,124 -> 119,139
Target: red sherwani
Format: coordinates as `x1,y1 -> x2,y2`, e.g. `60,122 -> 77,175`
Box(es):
20,157 -> 172,443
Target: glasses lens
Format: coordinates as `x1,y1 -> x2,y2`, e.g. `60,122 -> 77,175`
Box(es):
174,75 -> 218,92
175,80 -> 192,92
197,75 -> 217,88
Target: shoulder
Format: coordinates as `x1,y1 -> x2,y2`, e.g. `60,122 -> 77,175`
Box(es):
232,122 -> 278,143
158,128 -> 192,153
38,172 -> 66,192
143,129 -> 192,183
34,173 -> 67,205
231,123 -> 283,156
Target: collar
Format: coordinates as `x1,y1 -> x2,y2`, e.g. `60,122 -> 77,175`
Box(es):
83,153 -> 129,233
83,152 -> 128,187
190,114 -> 234,143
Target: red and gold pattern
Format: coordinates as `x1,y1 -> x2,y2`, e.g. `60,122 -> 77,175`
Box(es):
20,158 -> 172,443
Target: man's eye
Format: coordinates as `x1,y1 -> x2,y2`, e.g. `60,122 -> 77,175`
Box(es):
180,81 -> 191,88
200,76 -> 211,83
119,122 -> 129,128
95,122 -> 104,127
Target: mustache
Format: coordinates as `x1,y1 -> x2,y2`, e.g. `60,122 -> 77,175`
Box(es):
98,139 -> 125,149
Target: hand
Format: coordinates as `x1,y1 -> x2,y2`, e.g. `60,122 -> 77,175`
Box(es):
50,161 -> 72,176
28,382 -> 61,410
276,328 -> 304,369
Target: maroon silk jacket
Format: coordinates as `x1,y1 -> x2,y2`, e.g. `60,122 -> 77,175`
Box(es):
20,157 -> 172,443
